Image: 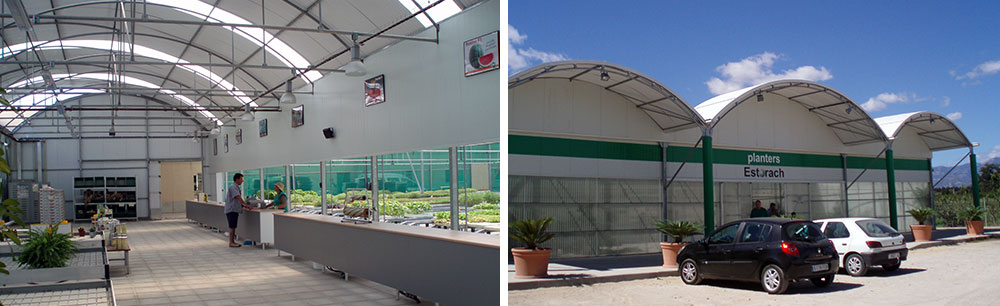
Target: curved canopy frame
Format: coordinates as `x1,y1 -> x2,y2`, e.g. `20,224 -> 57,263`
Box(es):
509,60 -> 705,132
10,93 -> 208,134
874,112 -> 972,151
695,79 -> 888,145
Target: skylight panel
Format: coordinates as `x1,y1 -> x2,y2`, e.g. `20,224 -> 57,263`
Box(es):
398,0 -> 462,28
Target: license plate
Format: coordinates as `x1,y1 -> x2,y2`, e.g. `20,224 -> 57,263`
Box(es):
888,252 -> 899,259
811,264 -> 829,272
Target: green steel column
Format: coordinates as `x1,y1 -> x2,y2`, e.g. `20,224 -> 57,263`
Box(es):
886,147 -> 898,230
971,150 -> 981,209
702,133 -> 714,235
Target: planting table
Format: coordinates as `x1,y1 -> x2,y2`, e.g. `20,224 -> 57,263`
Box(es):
107,247 -> 130,275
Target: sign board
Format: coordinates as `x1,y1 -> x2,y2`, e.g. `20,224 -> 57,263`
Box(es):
464,31 -> 499,77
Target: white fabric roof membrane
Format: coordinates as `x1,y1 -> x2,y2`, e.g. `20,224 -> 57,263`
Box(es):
695,79 -> 888,145
509,60 -> 705,132
874,112 -> 972,151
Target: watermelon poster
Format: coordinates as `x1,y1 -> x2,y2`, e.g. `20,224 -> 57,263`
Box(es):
364,74 -> 386,107
464,31 -> 499,77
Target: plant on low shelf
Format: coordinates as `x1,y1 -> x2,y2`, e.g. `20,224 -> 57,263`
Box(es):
907,208 -> 935,242
958,206 -> 987,236
16,225 -> 78,269
655,220 -> 702,268
510,217 -> 555,278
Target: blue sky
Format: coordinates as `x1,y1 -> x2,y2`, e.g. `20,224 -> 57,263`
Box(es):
508,1 -> 1000,167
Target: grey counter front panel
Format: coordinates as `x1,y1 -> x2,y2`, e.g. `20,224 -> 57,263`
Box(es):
274,214 -> 500,306
185,201 -> 227,230
235,209 -> 265,242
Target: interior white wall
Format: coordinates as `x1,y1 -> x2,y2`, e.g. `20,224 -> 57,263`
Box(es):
205,0 -> 501,177
14,94 -> 204,219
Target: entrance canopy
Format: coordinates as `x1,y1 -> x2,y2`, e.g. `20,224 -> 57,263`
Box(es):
509,60 -> 704,132
694,79 -> 888,145
874,112 -> 972,151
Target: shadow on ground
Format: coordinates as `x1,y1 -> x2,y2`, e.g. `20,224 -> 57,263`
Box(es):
699,279 -> 864,294
838,267 -> 927,278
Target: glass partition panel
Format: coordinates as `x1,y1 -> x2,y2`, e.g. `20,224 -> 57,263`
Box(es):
243,169 -> 261,199
291,163 -> 321,206
263,166 -> 286,201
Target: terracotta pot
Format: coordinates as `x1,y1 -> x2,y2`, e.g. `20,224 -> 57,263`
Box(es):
966,220 -> 985,236
660,242 -> 687,268
511,248 -> 552,279
909,224 -> 933,242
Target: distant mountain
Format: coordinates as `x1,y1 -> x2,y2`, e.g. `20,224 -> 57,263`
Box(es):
932,157 -> 1000,188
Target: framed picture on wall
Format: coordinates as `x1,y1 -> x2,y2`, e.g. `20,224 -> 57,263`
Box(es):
213,138 -> 218,156
364,74 -> 386,107
464,31 -> 499,77
259,119 -> 268,137
291,105 -> 305,127
235,129 -> 243,145
224,134 -> 229,153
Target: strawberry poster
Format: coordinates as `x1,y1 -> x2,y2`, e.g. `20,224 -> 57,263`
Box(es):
464,31 -> 499,77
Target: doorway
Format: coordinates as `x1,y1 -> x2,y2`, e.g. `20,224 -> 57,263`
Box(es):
159,161 -> 202,218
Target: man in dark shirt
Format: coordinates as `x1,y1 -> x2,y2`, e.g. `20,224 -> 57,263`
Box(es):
750,200 -> 769,218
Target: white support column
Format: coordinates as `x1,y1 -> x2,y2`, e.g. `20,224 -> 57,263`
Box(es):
320,161 -> 327,215
449,147 -> 459,231
371,156 -> 380,222
259,168 -> 264,199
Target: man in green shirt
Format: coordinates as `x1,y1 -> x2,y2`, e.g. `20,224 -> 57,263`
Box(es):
750,200 -> 769,218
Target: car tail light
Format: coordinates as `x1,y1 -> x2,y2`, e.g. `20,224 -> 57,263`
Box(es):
829,239 -> 836,249
781,241 -> 800,256
866,241 -> 882,248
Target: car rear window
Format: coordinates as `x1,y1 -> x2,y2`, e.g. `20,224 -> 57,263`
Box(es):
856,220 -> 899,237
783,222 -> 825,242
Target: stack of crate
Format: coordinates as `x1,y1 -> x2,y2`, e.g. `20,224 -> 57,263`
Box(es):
38,186 -> 65,225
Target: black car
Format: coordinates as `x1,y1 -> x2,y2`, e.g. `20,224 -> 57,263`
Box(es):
676,218 -> 840,294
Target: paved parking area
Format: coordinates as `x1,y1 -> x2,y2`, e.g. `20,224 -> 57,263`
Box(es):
510,239 -> 1000,305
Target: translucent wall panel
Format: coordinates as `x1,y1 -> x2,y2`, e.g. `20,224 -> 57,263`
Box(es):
242,168 -> 261,199
263,166 -> 286,200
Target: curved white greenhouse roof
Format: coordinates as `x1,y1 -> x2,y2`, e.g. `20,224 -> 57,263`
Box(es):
874,112 -> 972,151
694,79 -> 887,145
508,60 -> 705,132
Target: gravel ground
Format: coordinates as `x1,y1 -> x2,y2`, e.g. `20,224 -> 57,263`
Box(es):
510,239 -> 1000,306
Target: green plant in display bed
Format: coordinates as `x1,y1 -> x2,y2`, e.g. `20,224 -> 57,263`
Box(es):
655,220 -> 702,243
907,208 -> 936,225
433,212 -> 500,223
0,86 -> 26,276
509,217 -> 555,250
473,203 -> 500,210
16,225 -> 78,269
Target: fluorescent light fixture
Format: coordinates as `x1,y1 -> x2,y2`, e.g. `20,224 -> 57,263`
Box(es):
5,0 -> 34,31
344,35 -> 366,77
280,80 -> 296,104
210,127 -> 221,135
397,0 -> 462,28
240,104 -> 254,121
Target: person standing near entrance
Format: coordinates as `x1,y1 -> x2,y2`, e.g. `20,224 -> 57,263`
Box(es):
226,173 -> 252,247
750,200 -> 769,218
768,203 -> 782,217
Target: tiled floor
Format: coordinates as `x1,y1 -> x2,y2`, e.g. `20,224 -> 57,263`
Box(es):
111,219 -> 431,306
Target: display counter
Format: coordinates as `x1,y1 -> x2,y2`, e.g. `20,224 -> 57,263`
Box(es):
274,213 -> 501,306
186,200 -> 279,246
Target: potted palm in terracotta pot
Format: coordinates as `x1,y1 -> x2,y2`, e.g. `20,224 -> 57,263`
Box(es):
510,217 -> 555,279
959,206 -> 987,236
907,208 -> 935,242
655,220 -> 701,269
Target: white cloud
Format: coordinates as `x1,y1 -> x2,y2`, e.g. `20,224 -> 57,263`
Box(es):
987,145 -> 1000,160
956,60 -> 1000,80
508,24 -> 568,73
941,96 -> 951,107
946,112 -> 963,121
861,92 -> 914,112
705,52 -> 833,95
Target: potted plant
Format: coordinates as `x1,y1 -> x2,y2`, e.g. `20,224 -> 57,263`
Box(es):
958,206 -> 987,236
907,208 -> 935,242
509,217 -> 555,279
17,225 -> 78,269
655,220 -> 701,268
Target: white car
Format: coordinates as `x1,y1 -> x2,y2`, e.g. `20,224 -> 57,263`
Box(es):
813,218 -> 908,276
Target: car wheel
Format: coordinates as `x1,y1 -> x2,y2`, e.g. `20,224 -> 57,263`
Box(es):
845,254 -> 868,276
760,264 -> 789,294
810,273 -> 835,287
679,258 -> 702,285
883,262 -> 901,272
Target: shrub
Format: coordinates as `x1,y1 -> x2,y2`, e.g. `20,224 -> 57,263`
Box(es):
907,208 -> 935,225
655,220 -> 702,243
509,217 -> 554,249
17,225 -> 78,269
473,203 -> 499,210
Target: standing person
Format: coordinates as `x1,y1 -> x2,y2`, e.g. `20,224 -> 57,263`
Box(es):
226,173 -> 252,247
768,203 -> 781,217
265,182 -> 289,212
750,200 -> 769,218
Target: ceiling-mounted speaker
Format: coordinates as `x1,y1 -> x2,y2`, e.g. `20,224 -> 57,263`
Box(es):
322,127 -> 335,139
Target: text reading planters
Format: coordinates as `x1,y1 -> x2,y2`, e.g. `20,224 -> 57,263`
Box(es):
747,152 -> 781,165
